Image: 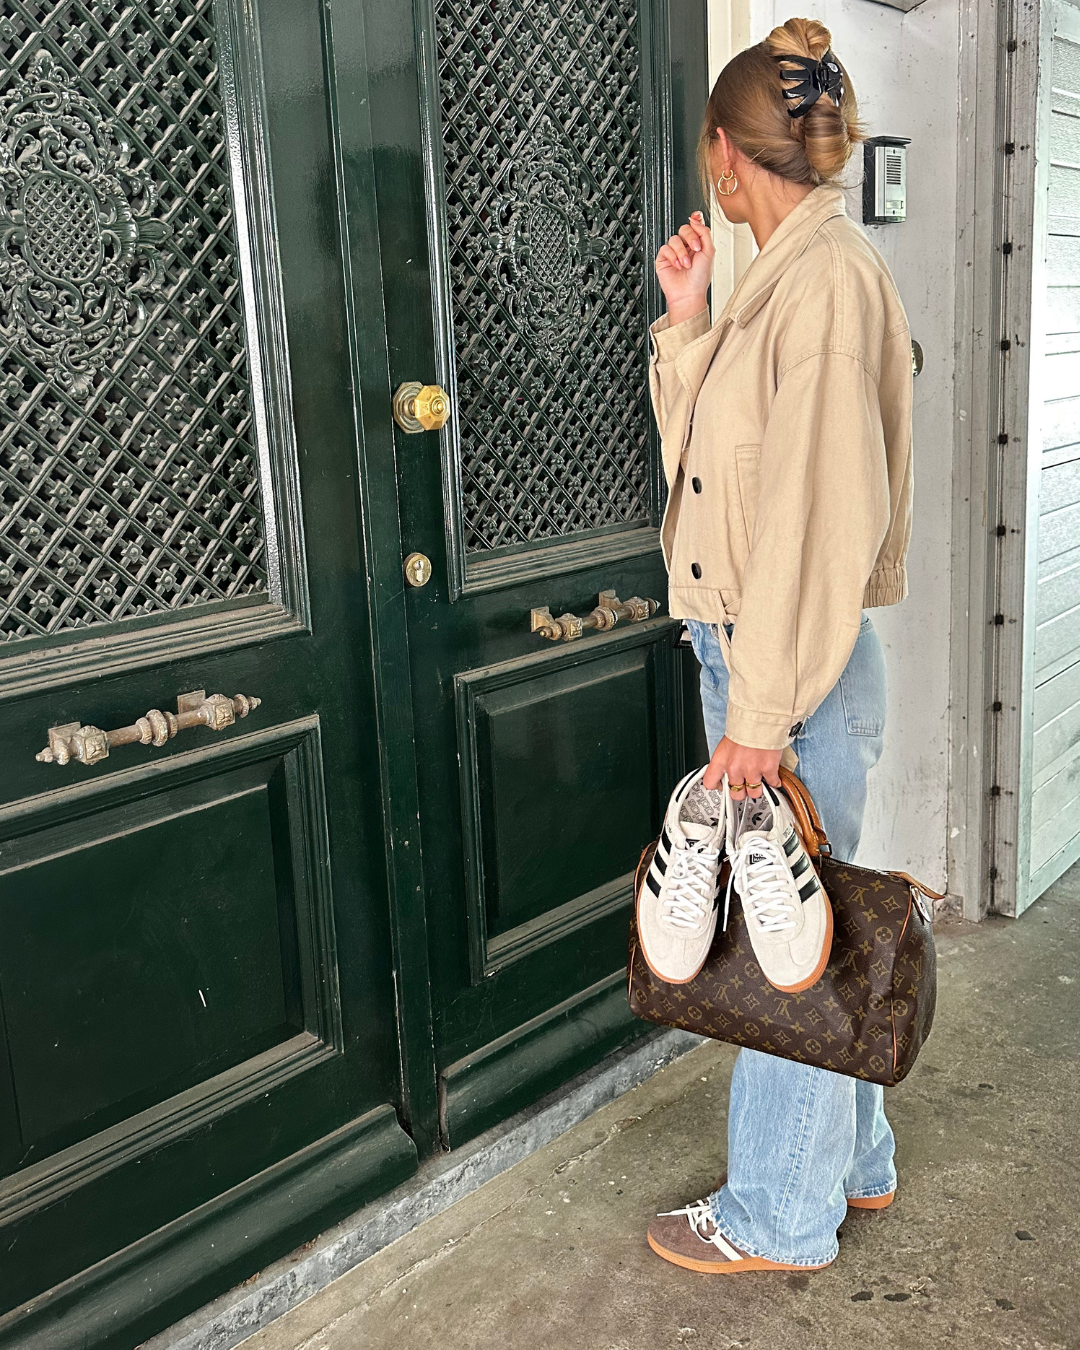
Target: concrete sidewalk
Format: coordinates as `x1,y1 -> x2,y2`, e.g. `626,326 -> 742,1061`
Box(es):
240,869 -> 1080,1350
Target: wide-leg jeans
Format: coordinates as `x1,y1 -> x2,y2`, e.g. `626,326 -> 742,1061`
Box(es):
685,615 -> 897,1267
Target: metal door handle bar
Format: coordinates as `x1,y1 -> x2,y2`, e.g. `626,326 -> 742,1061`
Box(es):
530,590 -> 659,642
35,690 -> 261,767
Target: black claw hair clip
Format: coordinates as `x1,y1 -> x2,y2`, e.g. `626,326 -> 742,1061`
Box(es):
774,51 -> 844,118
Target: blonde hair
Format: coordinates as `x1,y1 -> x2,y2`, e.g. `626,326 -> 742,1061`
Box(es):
697,18 -> 864,202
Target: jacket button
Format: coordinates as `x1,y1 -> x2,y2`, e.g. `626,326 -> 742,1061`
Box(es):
691,562 -> 702,579
692,477 -> 702,493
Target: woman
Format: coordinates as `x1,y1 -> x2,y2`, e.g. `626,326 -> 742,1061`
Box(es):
644,18 -> 913,1273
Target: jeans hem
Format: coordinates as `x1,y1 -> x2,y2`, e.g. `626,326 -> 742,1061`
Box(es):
845,1182 -> 896,1200
708,1192 -> 839,1269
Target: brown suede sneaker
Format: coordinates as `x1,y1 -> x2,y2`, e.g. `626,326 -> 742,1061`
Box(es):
646,1199 -> 833,1275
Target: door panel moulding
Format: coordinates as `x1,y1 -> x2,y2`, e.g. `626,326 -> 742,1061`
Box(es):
438,971 -> 646,1146
453,619 -> 681,983
0,1105 -> 417,1350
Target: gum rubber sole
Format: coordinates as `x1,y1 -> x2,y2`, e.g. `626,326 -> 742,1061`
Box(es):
847,1190 -> 896,1210
765,891 -> 834,994
635,888 -> 715,986
647,1230 -> 832,1275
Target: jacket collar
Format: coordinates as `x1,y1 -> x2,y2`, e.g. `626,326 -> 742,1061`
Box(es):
725,185 -> 847,327
671,187 -> 847,413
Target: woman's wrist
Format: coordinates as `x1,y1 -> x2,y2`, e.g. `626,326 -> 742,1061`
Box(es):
666,298 -> 709,329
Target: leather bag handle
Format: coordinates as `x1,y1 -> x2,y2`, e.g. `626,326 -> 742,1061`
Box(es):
777,765 -> 831,858
777,769 -> 946,904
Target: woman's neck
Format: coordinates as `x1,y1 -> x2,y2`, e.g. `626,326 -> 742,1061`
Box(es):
740,177 -> 815,251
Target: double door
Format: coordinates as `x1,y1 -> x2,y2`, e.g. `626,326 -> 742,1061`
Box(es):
0,0 -> 705,1344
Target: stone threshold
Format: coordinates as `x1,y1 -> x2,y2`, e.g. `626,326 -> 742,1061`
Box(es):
145,1028 -> 700,1350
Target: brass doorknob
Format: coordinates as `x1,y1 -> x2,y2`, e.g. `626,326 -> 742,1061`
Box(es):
393,381 -> 451,433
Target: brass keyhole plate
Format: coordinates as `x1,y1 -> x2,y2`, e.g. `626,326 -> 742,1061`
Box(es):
404,551 -> 432,587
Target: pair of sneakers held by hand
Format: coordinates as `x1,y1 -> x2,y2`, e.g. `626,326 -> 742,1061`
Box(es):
637,767 -> 833,992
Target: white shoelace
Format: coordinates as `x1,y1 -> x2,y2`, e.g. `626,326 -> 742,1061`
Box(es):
656,1200 -> 741,1258
732,839 -> 798,932
660,845 -> 720,929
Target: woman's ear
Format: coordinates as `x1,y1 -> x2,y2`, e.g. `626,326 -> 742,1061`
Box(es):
715,127 -> 735,175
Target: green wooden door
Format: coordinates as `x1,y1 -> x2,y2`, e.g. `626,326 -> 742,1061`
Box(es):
0,2 -> 419,1343
367,0 -> 708,1146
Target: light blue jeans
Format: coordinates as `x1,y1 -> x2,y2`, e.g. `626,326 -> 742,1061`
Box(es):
686,615 -> 896,1267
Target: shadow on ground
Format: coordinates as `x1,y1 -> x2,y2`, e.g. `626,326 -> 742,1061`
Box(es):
242,867 -> 1080,1350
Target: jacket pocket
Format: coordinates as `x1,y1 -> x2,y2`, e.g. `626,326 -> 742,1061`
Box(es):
734,444 -> 761,553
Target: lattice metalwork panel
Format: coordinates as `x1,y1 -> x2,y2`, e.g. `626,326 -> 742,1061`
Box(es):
435,0 -> 651,554
0,2 -> 266,641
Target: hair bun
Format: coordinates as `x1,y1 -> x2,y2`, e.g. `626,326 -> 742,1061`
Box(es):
764,16 -> 833,63
766,17 -> 863,182
698,16 -> 864,197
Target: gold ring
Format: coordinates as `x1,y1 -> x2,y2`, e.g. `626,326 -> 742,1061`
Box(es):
731,781 -> 748,791
744,782 -> 762,790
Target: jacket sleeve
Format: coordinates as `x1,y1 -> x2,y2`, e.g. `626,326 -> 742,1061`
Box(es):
648,308 -> 711,439
723,349 -> 892,750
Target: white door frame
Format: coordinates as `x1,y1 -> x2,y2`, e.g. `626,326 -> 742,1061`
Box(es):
949,0 -> 1010,921
952,0 -> 1077,918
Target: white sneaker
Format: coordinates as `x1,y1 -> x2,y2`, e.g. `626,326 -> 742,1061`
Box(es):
637,768 -> 730,984
728,785 -> 833,993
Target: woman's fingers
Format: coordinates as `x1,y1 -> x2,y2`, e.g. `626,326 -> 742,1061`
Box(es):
654,244 -> 680,273
655,215 -> 714,281
702,744 -> 729,791
666,232 -> 692,268
702,738 -> 782,799
729,760 -> 765,799
687,212 -> 716,256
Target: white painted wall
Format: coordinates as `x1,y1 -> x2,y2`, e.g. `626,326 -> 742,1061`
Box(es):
708,0 -> 961,891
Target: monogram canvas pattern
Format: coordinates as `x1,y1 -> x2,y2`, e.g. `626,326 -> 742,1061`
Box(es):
628,846 -> 936,1087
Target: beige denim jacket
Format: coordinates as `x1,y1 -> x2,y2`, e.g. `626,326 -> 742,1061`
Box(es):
649,186 -> 912,751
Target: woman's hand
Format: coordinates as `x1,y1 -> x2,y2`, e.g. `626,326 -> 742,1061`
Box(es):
703,736 -> 783,800
654,212 -> 715,325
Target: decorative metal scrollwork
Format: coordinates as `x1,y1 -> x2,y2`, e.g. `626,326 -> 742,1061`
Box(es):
0,50 -> 171,399
434,0 -> 651,554
0,6 -> 267,643
492,118 -> 608,358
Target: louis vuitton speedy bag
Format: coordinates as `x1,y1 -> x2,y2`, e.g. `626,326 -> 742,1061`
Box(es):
627,767 -> 941,1086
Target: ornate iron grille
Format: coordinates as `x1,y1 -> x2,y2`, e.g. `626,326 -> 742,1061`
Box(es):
0,2 -> 266,642
435,0 -> 651,554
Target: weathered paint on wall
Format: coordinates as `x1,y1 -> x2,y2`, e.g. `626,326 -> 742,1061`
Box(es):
707,0 -> 959,892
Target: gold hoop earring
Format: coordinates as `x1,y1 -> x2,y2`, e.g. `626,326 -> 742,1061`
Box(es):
716,169 -> 738,197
